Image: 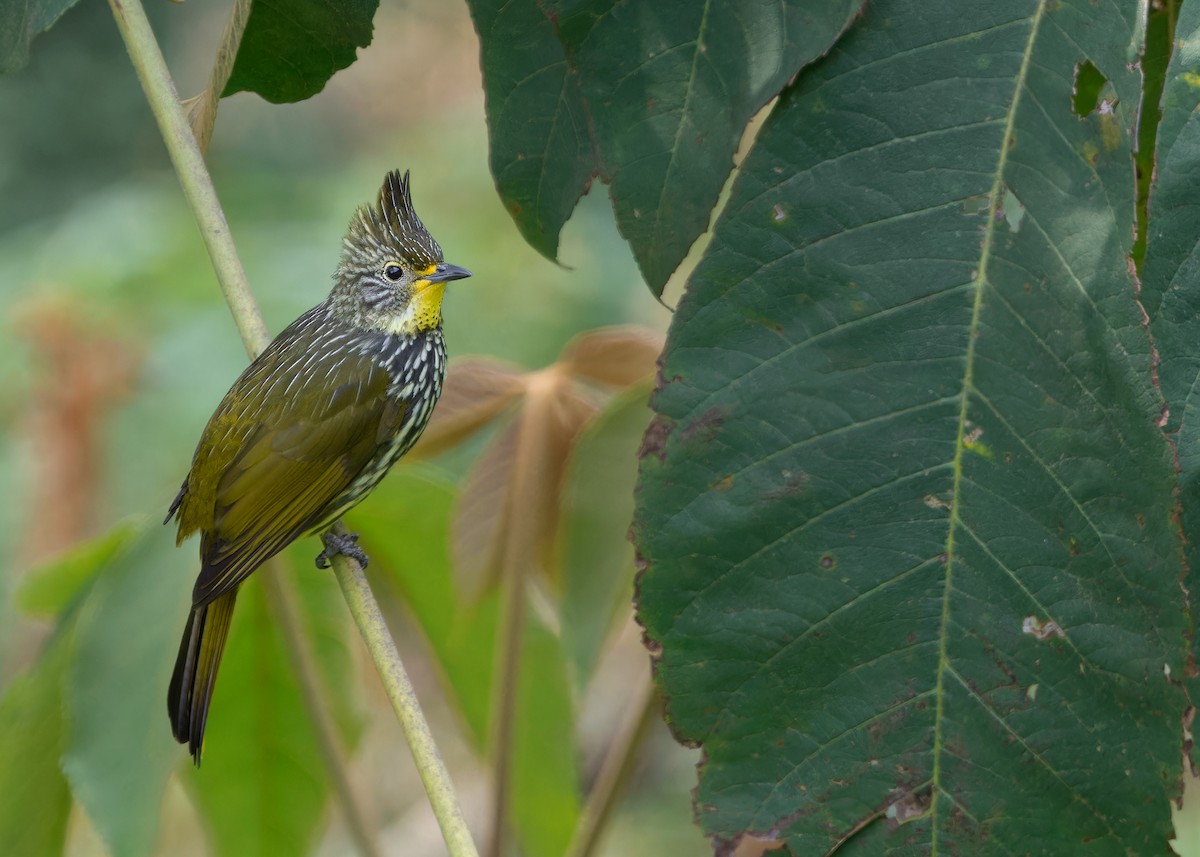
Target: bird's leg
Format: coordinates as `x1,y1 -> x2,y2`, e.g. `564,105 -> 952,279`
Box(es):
316,530 -> 369,569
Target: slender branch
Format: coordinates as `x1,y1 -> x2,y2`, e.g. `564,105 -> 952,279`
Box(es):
485,371 -> 563,857
328,521 -> 479,857
262,562 -> 385,857
107,2 -> 479,855
486,562 -> 526,857
565,669 -> 658,857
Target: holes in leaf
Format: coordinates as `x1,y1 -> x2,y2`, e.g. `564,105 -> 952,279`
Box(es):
1072,60 -> 1107,117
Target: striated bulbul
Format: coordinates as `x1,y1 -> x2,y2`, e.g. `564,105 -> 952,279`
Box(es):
166,170 -> 470,762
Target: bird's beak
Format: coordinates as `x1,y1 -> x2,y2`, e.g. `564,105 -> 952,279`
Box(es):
425,263 -> 472,284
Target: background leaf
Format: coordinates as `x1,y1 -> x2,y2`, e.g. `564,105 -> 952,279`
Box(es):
558,382 -> 651,689
0,630 -> 73,856
61,525 -> 191,857
411,357 -> 525,459
634,0 -> 1186,853
465,0 -> 594,260
16,517 -> 143,617
560,325 -> 662,389
0,0 -> 80,72
469,0 -> 865,291
223,0 -> 379,104
551,0 -> 866,290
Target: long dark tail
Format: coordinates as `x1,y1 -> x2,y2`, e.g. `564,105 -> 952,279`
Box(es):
167,589 -> 238,764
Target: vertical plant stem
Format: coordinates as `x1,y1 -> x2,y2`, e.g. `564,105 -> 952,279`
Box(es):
329,523 -> 479,857
485,370 -> 564,857
564,670 -> 658,857
262,562 -> 384,857
486,562 -> 526,857
108,2 -> 479,855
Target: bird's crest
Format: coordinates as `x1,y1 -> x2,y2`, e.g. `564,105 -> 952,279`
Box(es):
342,170 -> 442,270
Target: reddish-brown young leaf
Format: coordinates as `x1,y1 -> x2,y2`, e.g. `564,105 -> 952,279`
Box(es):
411,357 -> 526,459
560,325 -> 664,390
449,365 -> 599,600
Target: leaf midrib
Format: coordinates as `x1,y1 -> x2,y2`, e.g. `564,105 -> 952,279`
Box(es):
928,1 -> 1047,852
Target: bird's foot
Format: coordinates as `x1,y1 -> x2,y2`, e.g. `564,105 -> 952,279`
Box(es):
316,531 -> 369,569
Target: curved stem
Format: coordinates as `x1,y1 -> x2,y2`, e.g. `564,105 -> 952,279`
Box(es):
263,562 -> 384,857
107,2 -> 479,855
328,522 -> 479,857
565,669 -> 658,857
486,563 -> 526,857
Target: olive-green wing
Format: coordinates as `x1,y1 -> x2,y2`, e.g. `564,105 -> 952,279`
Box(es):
190,352 -> 406,606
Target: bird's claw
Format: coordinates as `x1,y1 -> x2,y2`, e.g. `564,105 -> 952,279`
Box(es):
316,531 -> 369,569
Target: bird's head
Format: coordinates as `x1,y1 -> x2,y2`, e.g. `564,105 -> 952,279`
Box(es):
330,170 -> 471,334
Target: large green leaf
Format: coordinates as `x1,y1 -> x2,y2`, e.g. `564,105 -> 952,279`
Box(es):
469,0 -> 864,292
223,0 -> 378,104
634,1 -> 1187,854
352,470 -> 581,857
553,0 -> 865,290
61,525 -> 192,857
0,0 -> 80,73
465,0 -> 594,261
0,630 -> 73,856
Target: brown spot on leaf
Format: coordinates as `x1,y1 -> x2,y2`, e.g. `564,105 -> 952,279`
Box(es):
764,469 -> 808,501
681,406 -> 728,445
638,416 -> 673,462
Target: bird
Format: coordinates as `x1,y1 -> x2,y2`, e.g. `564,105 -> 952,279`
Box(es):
165,169 -> 471,763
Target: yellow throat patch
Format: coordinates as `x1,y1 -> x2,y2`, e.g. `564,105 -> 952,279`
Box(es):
382,264 -> 447,335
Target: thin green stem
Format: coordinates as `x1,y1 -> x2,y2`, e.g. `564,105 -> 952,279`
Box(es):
564,669 -> 658,857
107,2 -> 479,854
263,562 -> 384,857
486,563 -> 526,857
328,521 -> 479,857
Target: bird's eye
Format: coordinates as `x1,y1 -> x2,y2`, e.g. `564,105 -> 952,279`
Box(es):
384,263 -> 404,281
